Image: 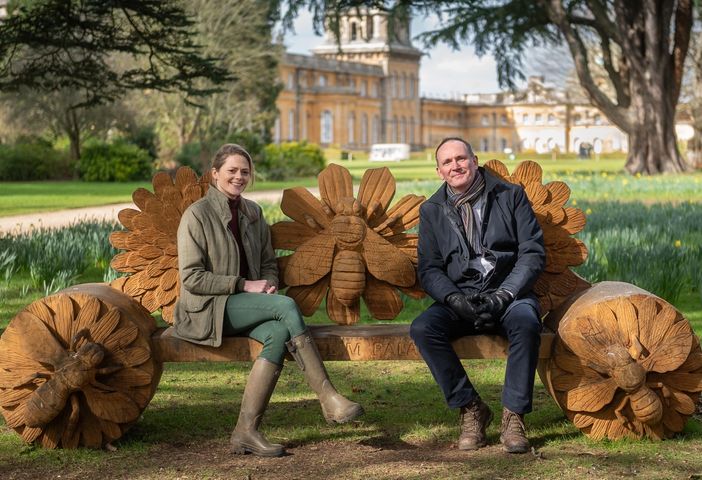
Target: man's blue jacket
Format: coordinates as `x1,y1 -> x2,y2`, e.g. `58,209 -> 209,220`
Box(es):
417,167 -> 546,304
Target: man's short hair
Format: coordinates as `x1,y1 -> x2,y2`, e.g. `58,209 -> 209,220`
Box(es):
434,137 -> 475,164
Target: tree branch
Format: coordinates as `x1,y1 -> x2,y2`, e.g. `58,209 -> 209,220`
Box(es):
543,0 -> 630,131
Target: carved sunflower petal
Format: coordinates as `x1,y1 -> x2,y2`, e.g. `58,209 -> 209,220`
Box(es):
372,194 -> 424,233
513,161 -> 543,184
83,385 -> 140,424
109,231 -> 130,250
72,295 -> 101,341
287,276 -> 330,316
22,426 -> 44,444
175,166 -> 199,191
652,372 -> 702,391
41,417 -> 64,449
357,167 -> 395,216
559,315 -> 613,368
524,183 -> 549,206
572,412 -> 594,429
152,172 -> 173,196
89,307 -> 120,344
384,233 -> 419,265
560,207 -> 587,234
483,159 -> 509,179
399,279 -> 426,299
48,294 -> 74,344
552,371 -> 602,391
588,418 -> 611,440
667,386 -> 697,415
545,181 -> 571,207
271,221 -> 317,250
662,405 -> 685,432
118,208 -> 140,230
318,164 -> 354,213
553,350 -> 600,378
639,320 -> 693,373
609,297 -> 639,350
639,299 -> 677,353
0,311 -> 67,367
678,347 -> 702,372
326,289 -> 360,325
280,187 -> 330,229
545,238 -> 588,273
132,188 -> 157,211
110,252 -> 137,273
363,277 -> 403,320
0,388 -> 33,407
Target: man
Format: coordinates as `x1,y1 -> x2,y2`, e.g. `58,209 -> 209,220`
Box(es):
410,137 -> 545,453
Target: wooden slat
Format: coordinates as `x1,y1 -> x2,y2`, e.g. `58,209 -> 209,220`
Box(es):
152,325 -> 555,363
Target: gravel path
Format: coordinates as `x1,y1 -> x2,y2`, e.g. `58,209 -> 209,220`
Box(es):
0,188 -> 302,235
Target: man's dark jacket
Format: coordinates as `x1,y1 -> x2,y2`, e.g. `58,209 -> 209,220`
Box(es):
418,167 -> 546,304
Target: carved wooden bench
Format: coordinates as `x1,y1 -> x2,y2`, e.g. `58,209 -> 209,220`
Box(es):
1,163 -> 700,450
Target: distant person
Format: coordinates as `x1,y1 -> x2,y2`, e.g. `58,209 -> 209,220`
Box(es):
174,143 -> 363,457
410,137 -> 545,453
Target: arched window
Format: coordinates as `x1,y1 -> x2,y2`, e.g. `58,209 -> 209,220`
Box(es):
350,22 -> 358,41
360,80 -> 367,97
361,114 -> 368,145
548,113 -> 556,125
481,114 -> 489,126
500,138 -> 508,151
522,113 -> 530,125
318,74 -> 327,87
321,110 -> 333,144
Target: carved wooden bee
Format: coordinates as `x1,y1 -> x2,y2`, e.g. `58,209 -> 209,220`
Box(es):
8,313 -> 134,435
284,197 -> 415,308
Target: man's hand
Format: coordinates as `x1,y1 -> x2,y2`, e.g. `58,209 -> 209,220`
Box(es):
474,289 -> 513,326
445,293 -> 479,322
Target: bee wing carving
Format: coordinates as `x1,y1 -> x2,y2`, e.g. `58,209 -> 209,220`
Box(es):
283,232 -> 336,287
1,311 -> 68,369
362,229 -> 415,288
82,384 -> 141,424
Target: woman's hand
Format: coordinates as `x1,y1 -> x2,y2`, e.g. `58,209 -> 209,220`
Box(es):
243,279 -> 277,294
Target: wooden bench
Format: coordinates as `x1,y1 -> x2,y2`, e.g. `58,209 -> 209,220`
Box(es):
151,325 -> 556,363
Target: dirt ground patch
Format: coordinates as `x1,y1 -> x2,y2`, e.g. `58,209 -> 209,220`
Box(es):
3,434 -> 702,480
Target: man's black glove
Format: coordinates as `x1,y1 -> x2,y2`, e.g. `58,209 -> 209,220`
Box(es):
445,293 -> 479,322
474,289 -> 514,328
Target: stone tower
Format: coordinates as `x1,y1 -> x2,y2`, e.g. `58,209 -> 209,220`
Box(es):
312,9 -> 422,145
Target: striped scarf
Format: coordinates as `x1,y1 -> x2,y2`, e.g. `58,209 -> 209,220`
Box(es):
448,170 -> 486,255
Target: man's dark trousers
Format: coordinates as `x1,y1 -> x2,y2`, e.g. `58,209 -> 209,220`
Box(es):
410,300 -> 542,413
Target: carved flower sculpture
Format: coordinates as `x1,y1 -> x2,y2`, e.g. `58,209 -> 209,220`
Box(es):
550,294 -> 702,440
271,164 -> 425,325
0,288 -> 159,448
484,160 -> 590,312
110,167 -> 210,323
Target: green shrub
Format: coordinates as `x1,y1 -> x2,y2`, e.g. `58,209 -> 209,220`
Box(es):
176,131 -> 267,176
261,141 -> 326,180
78,140 -> 153,181
0,138 -> 70,181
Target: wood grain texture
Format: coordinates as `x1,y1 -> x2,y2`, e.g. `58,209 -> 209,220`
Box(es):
272,164 -> 425,325
538,281 -> 702,441
484,159 -> 591,312
0,284 -> 161,449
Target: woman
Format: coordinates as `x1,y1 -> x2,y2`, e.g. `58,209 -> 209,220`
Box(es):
173,143 -> 363,457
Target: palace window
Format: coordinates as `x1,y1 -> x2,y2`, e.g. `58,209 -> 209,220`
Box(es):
288,110 -> 295,140
535,113 -> 543,124
481,114 -> 489,126
348,113 -> 355,144
361,114 -> 368,145
321,110 -> 333,143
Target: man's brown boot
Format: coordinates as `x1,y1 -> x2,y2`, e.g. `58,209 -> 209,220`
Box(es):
500,408 -> 530,454
458,398 -> 493,450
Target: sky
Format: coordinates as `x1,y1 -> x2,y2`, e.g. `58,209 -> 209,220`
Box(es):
280,10 -> 518,98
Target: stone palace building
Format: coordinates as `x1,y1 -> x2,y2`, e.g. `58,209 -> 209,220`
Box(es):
275,9 -> 692,154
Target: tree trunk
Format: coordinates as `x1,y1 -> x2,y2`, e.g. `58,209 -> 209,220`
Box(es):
623,84 -> 690,175
65,109 -> 81,161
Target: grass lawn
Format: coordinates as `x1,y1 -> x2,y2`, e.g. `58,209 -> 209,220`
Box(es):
1,159 -> 702,478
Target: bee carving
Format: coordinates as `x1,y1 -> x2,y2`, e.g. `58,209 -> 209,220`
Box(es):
0,294 -> 151,448
284,197 -> 416,317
